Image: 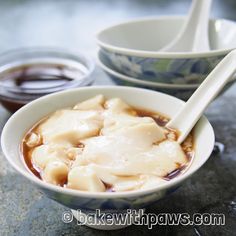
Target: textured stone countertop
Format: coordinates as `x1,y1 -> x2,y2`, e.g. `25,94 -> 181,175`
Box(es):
0,0 -> 236,235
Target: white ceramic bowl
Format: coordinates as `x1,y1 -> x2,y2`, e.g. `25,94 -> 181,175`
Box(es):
97,16 -> 236,84
1,86 -> 215,229
97,52 -> 236,101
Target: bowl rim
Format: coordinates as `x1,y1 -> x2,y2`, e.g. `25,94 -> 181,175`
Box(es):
96,15 -> 236,58
1,86 -> 215,199
0,46 -> 95,72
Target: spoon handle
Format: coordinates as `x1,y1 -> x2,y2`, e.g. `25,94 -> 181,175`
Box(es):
167,50 -> 236,143
161,0 -> 212,52
186,0 -> 212,52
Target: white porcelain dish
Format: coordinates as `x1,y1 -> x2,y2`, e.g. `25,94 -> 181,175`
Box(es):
1,86 -> 215,229
97,52 -> 236,101
97,16 -> 236,84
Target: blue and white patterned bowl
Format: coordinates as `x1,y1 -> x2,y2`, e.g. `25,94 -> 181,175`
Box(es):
1,86 -> 215,221
97,16 -> 236,84
98,50 -> 236,101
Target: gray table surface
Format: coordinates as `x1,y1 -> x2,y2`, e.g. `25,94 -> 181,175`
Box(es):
0,0 -> 236,235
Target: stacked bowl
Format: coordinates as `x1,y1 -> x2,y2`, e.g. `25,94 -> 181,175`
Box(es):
97,16 -> 236,100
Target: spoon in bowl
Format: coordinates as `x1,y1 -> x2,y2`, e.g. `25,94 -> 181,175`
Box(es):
160,0 -> 212,52
167,49 -> 236,143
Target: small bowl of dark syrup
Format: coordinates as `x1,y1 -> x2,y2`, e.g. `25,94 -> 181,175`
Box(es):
0,48 -> 94,112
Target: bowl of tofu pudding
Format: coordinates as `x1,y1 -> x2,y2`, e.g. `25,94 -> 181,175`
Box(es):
1,86 -> 215,230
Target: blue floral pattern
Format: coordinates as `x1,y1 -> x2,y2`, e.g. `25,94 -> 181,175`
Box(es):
101,49 -> 225,85
40,184 -> 170,212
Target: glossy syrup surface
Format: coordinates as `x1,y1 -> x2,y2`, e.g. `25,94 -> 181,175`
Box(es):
0,63 -> 86,112
0,63 -> 85,90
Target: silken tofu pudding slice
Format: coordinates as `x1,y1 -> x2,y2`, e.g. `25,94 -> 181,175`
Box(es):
21,95 -> 194,192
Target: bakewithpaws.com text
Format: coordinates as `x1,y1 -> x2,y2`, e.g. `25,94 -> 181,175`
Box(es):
62,209 -> 225,229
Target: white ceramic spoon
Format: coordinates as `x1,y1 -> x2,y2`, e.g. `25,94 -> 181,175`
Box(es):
167,49 -> 236,143
160,0 -> 212,52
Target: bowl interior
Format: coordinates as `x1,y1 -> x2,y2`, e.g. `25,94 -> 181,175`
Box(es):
1,86 -> 215,198
97,17 -> 236,52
